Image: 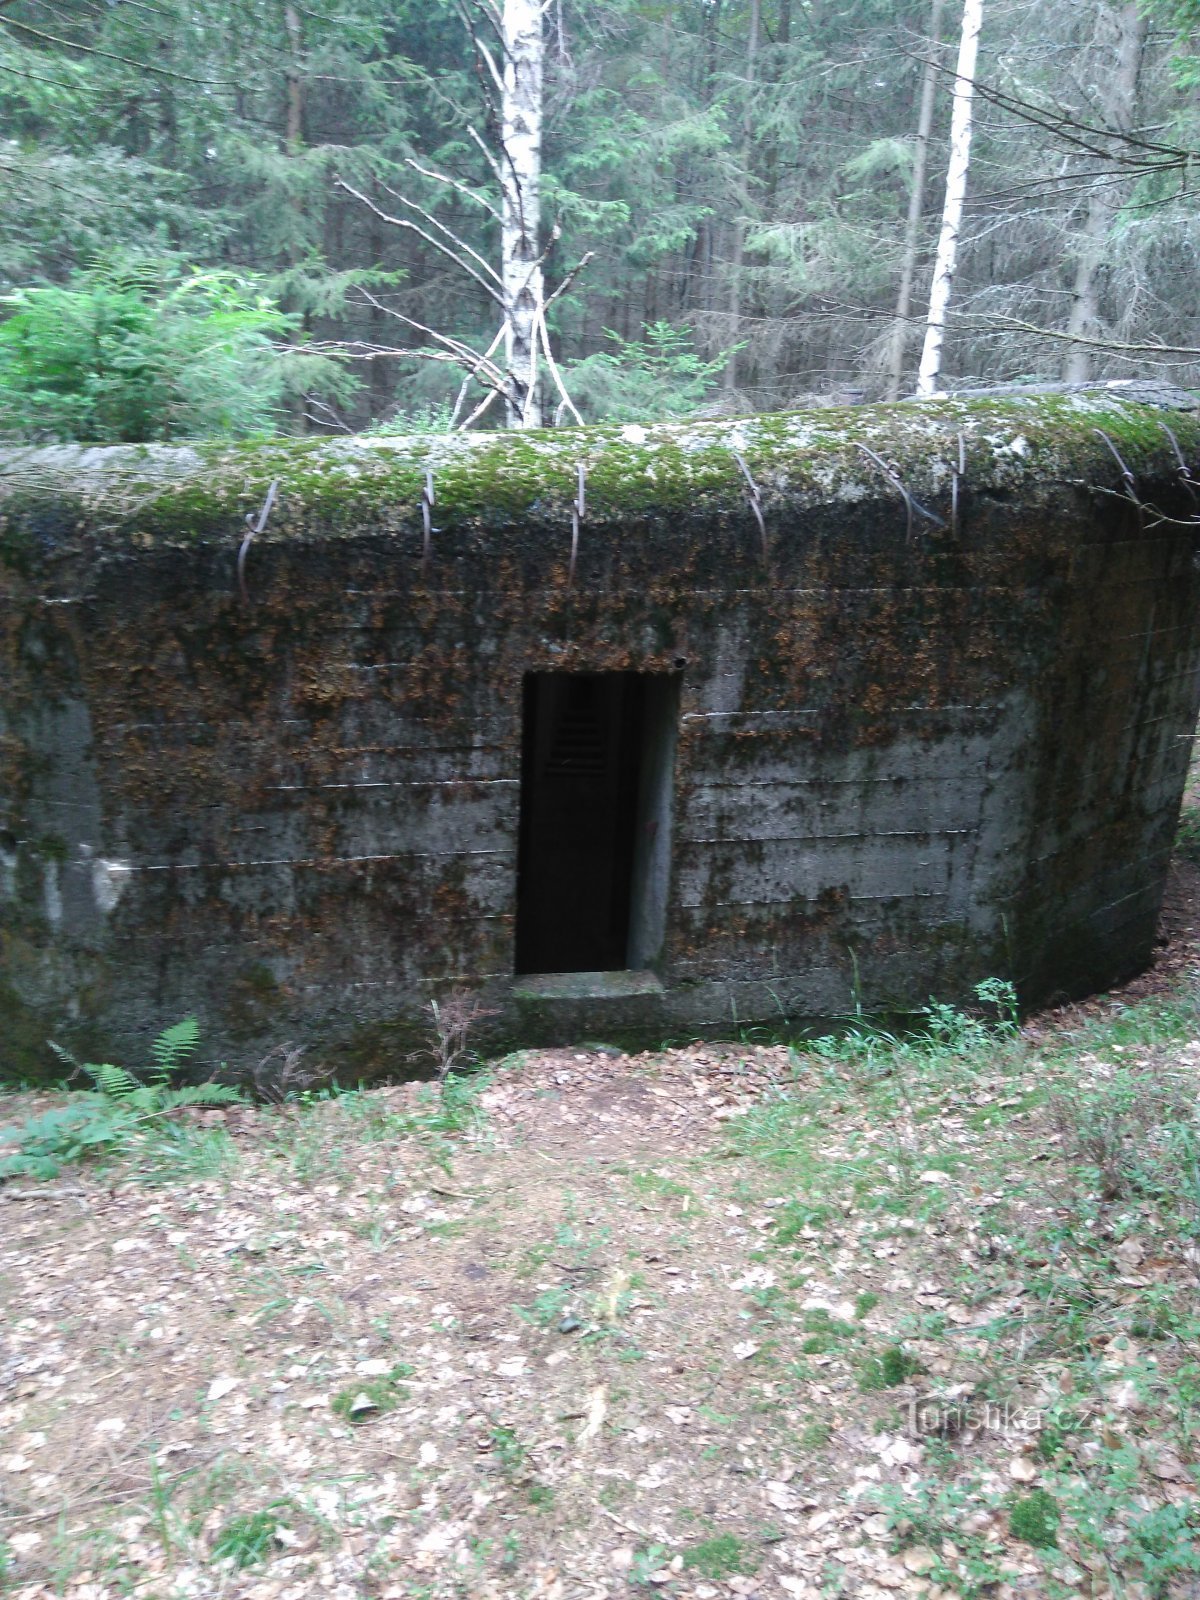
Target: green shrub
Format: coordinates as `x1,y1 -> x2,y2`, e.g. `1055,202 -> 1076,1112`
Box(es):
1176,805 -> 1200,865
1128,1503 -> 1200,1596
0,255 -> 351,442
330,1364 -> 413,1422
561,321 -> 733,422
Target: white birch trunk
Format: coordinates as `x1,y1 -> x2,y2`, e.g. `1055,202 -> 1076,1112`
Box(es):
1062,3 -> 1146,384
915,0 -> 983,397
501,0 -> 545,428
884,0 -> 943,402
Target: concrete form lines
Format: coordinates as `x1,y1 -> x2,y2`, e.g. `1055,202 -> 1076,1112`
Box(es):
121,848 -> 509,872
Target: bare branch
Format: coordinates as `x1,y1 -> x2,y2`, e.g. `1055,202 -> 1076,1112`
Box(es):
958,315 -> 1200,360
805,294 -> 1200,364
521,305 -> 542,427
544,250 -> 595,311
467,123 -> 504,184
378,180 -> 503,284
536,305 -> 583,426
449,327 -> 505,428
456,0 -> 506,92
459,386 -> 503,431
303,397 -> 354,434
467,0 -> 505,40
349,293 -> 512,391
902,45 -> 1196,173
404,156 -> 500,222
335,179 -> 503,305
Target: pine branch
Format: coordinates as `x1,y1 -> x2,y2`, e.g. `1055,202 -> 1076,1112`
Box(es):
0,13 -> 237,84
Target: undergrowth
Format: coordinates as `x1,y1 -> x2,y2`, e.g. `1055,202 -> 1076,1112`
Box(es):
727,975 -> 1200,1596
0,1018 -> 240,1181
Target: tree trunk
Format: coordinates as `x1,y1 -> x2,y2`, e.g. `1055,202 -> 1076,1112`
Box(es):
763,0 -> 791,209
916,0 -> 983,397
284,2 -> 303,151
884,0 -> 943,401
283,1 -> 307,432
724,0 -> 761,394
1062,3 -> 1146,383
501,0 -> 545,428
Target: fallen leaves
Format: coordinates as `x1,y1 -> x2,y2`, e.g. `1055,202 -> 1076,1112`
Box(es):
4,1016 -> 1200,1600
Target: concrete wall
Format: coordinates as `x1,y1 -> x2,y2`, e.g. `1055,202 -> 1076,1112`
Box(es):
2,390 -> 1199,1077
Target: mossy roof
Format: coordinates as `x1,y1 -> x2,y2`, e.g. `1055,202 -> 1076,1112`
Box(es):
0,387 -> 1197,546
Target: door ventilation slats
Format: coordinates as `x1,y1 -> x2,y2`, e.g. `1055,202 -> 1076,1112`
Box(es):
545,707 -> 606,773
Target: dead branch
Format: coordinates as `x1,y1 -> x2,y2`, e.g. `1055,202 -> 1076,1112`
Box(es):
459,386 -> 503,429
377,179 -> 503,285
537,304 -> 583,426
544,250 -> 595,310
449,327 -> 505,427
404,155 -> 500,221
349,293 -> 512,393
335,178 -> 503,305
353,290 -> 509,380
466,123 -> 505,184
957,314 -> 1200,359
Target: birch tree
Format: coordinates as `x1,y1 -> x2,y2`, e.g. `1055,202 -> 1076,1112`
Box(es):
338,0 -> 585,429
916,0 -> 983,396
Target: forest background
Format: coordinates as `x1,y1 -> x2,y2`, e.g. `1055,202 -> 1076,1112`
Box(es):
0,0 -> 1197,439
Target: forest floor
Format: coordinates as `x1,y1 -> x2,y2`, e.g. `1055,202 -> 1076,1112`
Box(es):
5,866 -> 1200,1599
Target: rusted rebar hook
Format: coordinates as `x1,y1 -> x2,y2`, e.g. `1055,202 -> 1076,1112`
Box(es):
855,444 -> 946,542
569,462 -> 586,585
731,451 -> 769,563
1160,420 -> 1200,516
1094,428 -> 1145,528
951,432 -> 966,539
237,478 -> 280,604
421,468 -> 438,572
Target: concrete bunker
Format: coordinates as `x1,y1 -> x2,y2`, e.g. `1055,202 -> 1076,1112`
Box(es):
2,385 -> 1200,1078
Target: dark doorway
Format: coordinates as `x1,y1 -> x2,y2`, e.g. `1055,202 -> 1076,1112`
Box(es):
515,672 -> 678,976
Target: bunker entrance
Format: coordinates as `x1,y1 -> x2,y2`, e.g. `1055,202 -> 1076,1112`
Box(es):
515,672 -> 678,976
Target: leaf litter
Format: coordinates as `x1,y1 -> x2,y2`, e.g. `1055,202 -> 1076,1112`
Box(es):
3,894 -> 1200,1598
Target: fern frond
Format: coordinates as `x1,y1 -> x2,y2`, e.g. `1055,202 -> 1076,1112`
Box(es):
160,1084 -> 242,1109
47,1039 -> 83,1075
88,1062 -> 140,1100
151,1016 -> 200,1075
